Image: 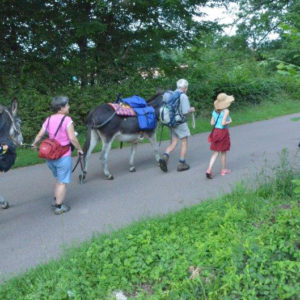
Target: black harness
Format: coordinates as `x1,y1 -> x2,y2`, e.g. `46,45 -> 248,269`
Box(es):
0,138 -> 16,172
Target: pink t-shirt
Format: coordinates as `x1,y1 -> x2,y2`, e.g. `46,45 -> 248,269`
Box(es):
42,114 -> 73,157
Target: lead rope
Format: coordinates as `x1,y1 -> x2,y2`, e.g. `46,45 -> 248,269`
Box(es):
158,123 -> 164,146
191,112 -> 196,129
72,154 -> 84,173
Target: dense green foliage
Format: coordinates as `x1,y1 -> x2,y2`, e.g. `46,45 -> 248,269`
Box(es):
1,1 -> 300,143
2,50 -> 299,143
1,158 -> 299,299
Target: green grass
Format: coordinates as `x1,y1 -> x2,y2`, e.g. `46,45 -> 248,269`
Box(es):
13,98 -> 300,169
1,156 -> 299,299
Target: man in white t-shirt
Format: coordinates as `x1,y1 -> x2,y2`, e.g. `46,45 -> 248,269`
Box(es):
159,79 -> 195,172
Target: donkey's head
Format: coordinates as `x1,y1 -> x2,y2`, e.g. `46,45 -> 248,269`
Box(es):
147,90 -> 164,118
0,99 -> 23,146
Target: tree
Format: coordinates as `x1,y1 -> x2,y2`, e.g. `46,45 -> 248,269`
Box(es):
1,0 -> 227,90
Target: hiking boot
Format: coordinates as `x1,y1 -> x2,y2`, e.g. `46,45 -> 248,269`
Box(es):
159,154 -> 169,172
177,162 -> 190,172
54,204 -> 71,215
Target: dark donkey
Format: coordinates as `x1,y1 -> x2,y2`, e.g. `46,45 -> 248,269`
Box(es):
0,99 -> 23,208
81,92 -> 164,182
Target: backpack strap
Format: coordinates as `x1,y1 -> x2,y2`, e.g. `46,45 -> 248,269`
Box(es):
210,112 -> 221,135
45,117 -> 50,134
54,115 -> 67,138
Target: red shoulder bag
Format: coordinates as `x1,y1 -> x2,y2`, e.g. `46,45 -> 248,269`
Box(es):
39,116 -> 70,160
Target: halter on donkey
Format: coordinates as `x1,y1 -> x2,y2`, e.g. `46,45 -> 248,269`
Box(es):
80,92 -> 164,182
0,99 -> 23,209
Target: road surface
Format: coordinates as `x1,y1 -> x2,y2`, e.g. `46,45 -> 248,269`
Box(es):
0,113 -> 299,281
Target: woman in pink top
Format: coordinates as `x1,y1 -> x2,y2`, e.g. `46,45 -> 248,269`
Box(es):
32,96 -> 83,215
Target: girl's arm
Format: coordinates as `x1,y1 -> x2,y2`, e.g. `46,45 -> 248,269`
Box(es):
222,109 -> 232,126
210,116 -> 215,126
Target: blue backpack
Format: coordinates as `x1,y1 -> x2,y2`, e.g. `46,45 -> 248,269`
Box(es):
135,106 -> 157,131
159,90 -> 185,127
118,95 -> 156,131
121,95 -> 147,108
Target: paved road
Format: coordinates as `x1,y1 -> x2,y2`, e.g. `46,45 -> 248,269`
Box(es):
1,113 -> 300,281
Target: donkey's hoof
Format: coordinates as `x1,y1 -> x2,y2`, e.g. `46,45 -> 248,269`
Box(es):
79,174 -> 86,184
106,175 -> 114,180
1,201 -> 9,209
129,166 -> 136,172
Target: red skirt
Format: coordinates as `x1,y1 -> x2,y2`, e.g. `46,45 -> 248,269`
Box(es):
210,128 -> 230,152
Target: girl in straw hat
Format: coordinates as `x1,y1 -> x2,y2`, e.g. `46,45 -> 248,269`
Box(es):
206,93 -> 234,179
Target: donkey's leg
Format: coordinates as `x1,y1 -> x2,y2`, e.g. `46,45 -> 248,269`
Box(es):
0,194 -> 9,209
147,132 -> 160,163
100,138 -> 114,180
82,129 -> 99,182
129,142 -> 138,172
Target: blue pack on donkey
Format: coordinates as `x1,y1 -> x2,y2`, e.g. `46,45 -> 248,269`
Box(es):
0,100 -> 23,209
121,95 -> 156,130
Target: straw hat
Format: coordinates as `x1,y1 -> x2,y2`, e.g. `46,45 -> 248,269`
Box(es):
214,93 -> 234,110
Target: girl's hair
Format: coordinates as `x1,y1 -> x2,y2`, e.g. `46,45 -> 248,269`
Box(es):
51,96 -> 69,112
215,109 -> 223,113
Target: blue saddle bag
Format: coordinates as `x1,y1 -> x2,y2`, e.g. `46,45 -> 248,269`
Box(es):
122,95 -> 147,108
134,106 -> 156,131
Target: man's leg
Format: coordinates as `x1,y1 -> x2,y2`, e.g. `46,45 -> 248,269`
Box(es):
165,136 -> 179,154
177,137 -> 190,171
159,136 -> 179,172
180,137 -> 188,160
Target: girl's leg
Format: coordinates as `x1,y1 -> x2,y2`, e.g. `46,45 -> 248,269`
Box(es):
221,151 -> 227,170
207,151 -> 219,173
220,151 -> 231,175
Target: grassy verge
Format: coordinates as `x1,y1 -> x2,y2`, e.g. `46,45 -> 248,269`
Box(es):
14,98 -> 300,169
1,158 -> 300,299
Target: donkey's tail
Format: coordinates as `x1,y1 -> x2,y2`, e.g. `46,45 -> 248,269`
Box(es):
83,123 -> 92,157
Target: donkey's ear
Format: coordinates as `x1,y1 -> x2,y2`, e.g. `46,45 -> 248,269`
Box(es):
11,98 -> 18,116
156,87 -> 163,94
0,104 -> 4,114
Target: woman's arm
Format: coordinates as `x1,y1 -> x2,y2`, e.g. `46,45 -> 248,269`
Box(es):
67,123 -> 83,154
32,127 -> 46,149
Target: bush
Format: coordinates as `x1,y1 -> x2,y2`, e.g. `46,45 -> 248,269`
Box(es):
1,48 -> 299,142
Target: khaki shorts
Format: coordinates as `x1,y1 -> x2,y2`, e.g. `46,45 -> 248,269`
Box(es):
169,122 -> 191,139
